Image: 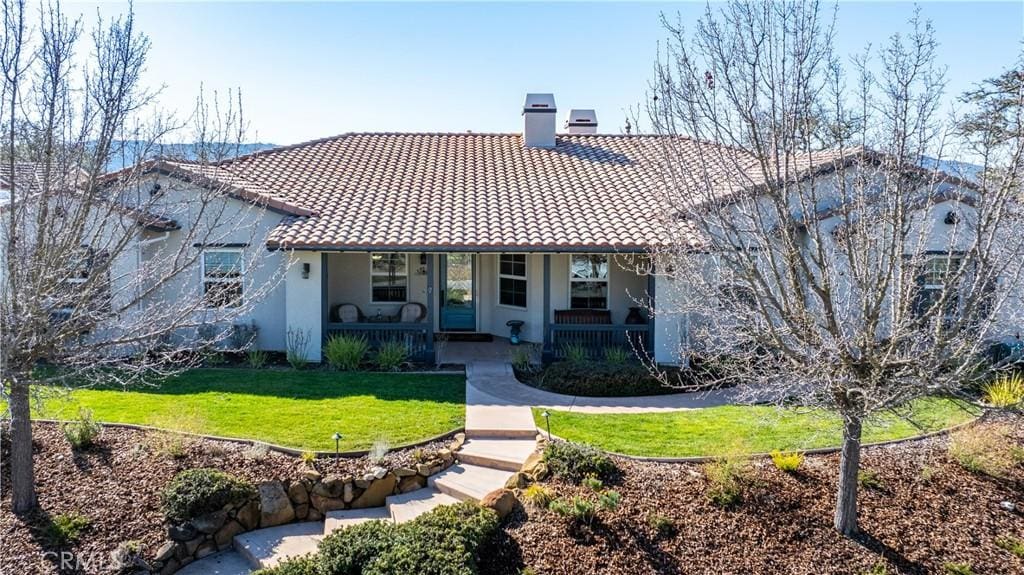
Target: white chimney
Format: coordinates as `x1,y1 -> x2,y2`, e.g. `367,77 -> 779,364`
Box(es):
522,93 -> 557,148
566,109 -> 598,134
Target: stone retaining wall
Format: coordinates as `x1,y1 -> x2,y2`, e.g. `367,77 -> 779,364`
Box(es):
153,433 -> 465,573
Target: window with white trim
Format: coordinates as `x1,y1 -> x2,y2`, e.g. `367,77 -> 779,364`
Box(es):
498,254 -> 528,308
55,247 -> 111,316
569,254 -> 609,309
370,253 -> 408,303
202,249 -> 243,308
913,255 -> 962,318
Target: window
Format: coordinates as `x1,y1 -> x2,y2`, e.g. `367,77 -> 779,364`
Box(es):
54,247 -> 111,317
370,253 -> 408,303
913,255 -> 962,318
570,254 -> 609,309
498,254 -> 528,308
202,249 -> 243,308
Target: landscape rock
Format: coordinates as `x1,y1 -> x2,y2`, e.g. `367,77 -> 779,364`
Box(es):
154,541 -> 176,563
259,481 -> 296,527
343,482 -> 355,503
159,558 -> 180,575
236,500 -> 260,531
167,524 -> 197,542
398,475 -> 426,493
301,468 -> 322,483
184,536 -> 204,557
310,494 -> 346,513
371,466 -> 388,479
393,467 -> 417,477
294,503 -> 310,520
192,510 -> 227,534
480,488 -> 517,520
416,463 -> 432,476
354,478 -> 371,489
351,474 -> 397,508
521,451 -> 543,474
505,472 -> 530,490
529,462 -> 550,482
449,432 -> 466,451
214,520 -> 246,548
195,541 -> 218,559
312,476 -> 345,498
288,481 -> 310,504
307,508 -> 323,521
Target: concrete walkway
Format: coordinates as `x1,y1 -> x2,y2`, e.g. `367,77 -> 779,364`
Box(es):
466,360 -> 751,413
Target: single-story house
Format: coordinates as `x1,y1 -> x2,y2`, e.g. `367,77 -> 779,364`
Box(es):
89,93 -> 1011,365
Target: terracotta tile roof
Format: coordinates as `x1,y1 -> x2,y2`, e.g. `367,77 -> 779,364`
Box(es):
172,133 -> 696,251
146,136 -> 972,252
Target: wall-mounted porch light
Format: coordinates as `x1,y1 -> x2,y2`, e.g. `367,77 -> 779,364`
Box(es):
302,263 -> 311,279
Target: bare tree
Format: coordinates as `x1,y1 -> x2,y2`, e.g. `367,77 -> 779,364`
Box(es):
1,0 -> 286,512
644,0 -> 1024,536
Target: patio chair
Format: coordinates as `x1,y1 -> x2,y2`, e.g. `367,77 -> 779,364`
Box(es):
331,303 -> 364,323
395,302 -> 427,323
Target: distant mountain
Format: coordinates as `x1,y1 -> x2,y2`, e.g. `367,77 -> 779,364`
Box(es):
104,141 -> 278,173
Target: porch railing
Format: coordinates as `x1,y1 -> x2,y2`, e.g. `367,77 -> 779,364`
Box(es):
548,324 -> 652,361
325,322 -> 434,362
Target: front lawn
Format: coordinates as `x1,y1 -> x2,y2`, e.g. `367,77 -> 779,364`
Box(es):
533,397 -> 977,458
25,368 -> 465,452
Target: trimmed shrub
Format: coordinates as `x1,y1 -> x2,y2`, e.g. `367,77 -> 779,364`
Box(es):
597,490 -> 621,511
363,502 -> 499,575
539,361 -> 672,397
44,512 -> 90,546
948,423 -> 1024,478
983,373 -> 1024,407
161,468 -> 256,523
542,441 -> 617,483
61,408 -> 102,449
324,334 -> 370,371
319,520 -> 399,575
769,450 -> 804,473
582,475 -> 604,491
857,469 -> 885,490
375,340 -> 409,372
253,555 -> 322,575
647,513 -> 675,537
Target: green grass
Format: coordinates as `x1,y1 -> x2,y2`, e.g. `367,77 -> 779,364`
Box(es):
533,397 -> 976,458
18,368 -> 465,452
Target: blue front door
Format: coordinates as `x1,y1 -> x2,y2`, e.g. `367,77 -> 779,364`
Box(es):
440,254 -> 476,331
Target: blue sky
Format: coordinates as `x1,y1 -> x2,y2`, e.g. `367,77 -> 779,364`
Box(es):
67,1 -> 1023,145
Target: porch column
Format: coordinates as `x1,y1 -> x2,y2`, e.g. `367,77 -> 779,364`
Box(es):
425,253 -> 435,362
284,250 -> 323,362
647,261 -> 656,363
542,254 -> 553,362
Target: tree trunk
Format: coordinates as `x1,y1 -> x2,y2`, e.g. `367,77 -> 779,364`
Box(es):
9,379 -> 36,513
834,414 -> 863,536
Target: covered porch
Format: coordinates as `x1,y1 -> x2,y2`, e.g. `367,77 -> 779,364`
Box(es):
314,251 -> 657,364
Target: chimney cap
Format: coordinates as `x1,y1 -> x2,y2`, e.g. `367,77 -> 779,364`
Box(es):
523,93 -> 557,114
567,109 -> 598,127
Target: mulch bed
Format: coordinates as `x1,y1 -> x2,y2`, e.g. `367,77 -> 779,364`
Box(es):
480,414 -> 1024,575
0,421 -> 446,574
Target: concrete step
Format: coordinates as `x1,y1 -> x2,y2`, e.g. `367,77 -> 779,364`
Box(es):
457,438 -> 537,472
386,488 -> 461,523
176,549 -> 252,575
429,463 -> 515,502
465,404 -> 537,439
323,507 -> 391,534
233,521 -> 323,570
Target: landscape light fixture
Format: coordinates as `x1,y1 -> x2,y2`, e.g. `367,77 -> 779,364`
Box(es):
332,432 -> 342,457
541,411 -> 551,441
